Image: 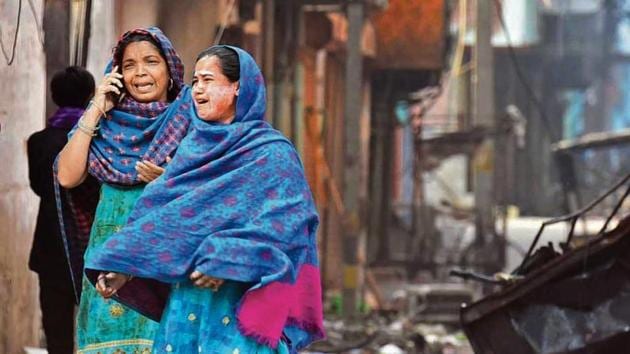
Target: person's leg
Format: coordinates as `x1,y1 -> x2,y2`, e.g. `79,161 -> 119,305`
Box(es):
39,276 -> 75,354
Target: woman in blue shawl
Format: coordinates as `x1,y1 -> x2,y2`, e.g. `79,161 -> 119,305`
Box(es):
85,46 -> 325,353
56,27 -> 193,353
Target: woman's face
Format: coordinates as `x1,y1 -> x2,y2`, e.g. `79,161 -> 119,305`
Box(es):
192,55 -> 238,124
121,41 -> 170,103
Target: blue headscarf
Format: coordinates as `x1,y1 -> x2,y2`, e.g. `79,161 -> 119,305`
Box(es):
85,46 -> 325,350
83,27 -> 191,184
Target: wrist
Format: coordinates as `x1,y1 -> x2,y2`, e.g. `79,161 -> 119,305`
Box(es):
89,99 -> 108,118
77,112 -> 101,137
83,105 -> 103,125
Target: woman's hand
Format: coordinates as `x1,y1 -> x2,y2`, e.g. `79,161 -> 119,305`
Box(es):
136,156 -> 171,183
57,66 -> 124,188
92,66 -> 125,116
190,270 -> 224,291
95,272 -> 132,298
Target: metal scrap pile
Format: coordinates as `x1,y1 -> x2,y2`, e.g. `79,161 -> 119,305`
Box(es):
461,216 -> 630,354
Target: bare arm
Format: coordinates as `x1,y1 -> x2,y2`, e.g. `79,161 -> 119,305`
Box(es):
57,68 -> 123,188
56,105 -> 104,188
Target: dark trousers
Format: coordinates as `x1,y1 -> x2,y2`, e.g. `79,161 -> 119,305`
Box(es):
38,276 -> 75,354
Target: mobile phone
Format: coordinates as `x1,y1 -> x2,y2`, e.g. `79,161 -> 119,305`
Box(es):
109,66 -> 126,103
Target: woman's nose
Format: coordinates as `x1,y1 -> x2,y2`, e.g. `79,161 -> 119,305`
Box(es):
193,82 -> 204,92
134,64 -> 147,76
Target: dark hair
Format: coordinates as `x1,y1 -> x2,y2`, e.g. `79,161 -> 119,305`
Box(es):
195,46 -> 240,82
50,66 -> 95,108
114,33 -> 178,101
114,33 -> 167,67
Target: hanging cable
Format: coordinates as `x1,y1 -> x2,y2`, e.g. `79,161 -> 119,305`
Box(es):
492,0 -> 559,142
0,0 -> 23,66
27,0 -> 44,46
213,0 -> 237,45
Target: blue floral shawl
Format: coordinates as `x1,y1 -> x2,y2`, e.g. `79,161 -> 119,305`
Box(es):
85,46 -> 325,351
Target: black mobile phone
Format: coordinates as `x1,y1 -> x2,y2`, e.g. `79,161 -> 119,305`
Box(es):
110,66 -> 126,103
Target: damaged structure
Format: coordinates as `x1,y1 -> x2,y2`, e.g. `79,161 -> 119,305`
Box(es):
460,174 -> 630,354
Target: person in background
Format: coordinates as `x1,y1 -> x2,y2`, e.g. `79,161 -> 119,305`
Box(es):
27,66 -> 95,354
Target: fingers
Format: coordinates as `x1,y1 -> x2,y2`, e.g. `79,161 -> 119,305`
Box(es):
212,278 -> 225,291
93,68 -> 125,112
190,271 -> 224,291
95,272 -> 132,299
136,161 -> 164,182
136,162 -> 151,182
166,156 -> 172,163
96,272 -> 115,298
105,272 -> 129,293
102,80 -> 123,96
190,271 -> 203,281
109,66 -> 123,80
96,273 -> 107,293
195,277 -> 214,288
193,276 -> 212,288
107,67 -> 124,86
142,161 -> 166,174
137,173 -> 150,183
100,70 -> 123,92
102,84 -> 121,96
136,165 -> 157,182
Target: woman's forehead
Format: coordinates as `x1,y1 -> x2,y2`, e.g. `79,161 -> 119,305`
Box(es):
123,41 -> 162,59
194,56 -> 223,74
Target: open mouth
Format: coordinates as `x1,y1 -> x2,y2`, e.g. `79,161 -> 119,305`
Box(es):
195,97 -> 209,105
133,82 -> 155,93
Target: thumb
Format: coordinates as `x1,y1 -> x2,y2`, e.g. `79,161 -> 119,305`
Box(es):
166,156 -> 172,164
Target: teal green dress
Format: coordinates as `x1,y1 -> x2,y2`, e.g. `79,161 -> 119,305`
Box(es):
77,184 -> 159,354
152,281 -> 290,354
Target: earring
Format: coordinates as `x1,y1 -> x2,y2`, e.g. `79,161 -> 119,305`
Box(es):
168,78 -> 174,90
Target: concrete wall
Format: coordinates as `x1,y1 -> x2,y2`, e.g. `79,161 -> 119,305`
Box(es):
158,1 -> 221,83
0,0 -> 47,352
44,0 -> 69,118
112,0 -> 221,83
0,1 -> 230,352
115,0 -> 160,36
86,0 -> 117,78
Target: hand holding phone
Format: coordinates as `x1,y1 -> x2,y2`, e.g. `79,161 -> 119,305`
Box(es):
92,65 -> 125,117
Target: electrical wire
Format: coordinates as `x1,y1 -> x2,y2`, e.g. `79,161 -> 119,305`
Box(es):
213,0 -> 237,45
27,0 -> 44,46
492,0 -> 559,142
0,0 -> 23,66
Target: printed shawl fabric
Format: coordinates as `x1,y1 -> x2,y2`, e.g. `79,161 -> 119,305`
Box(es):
54,27 -> 193,303
85,46 -> 325,351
